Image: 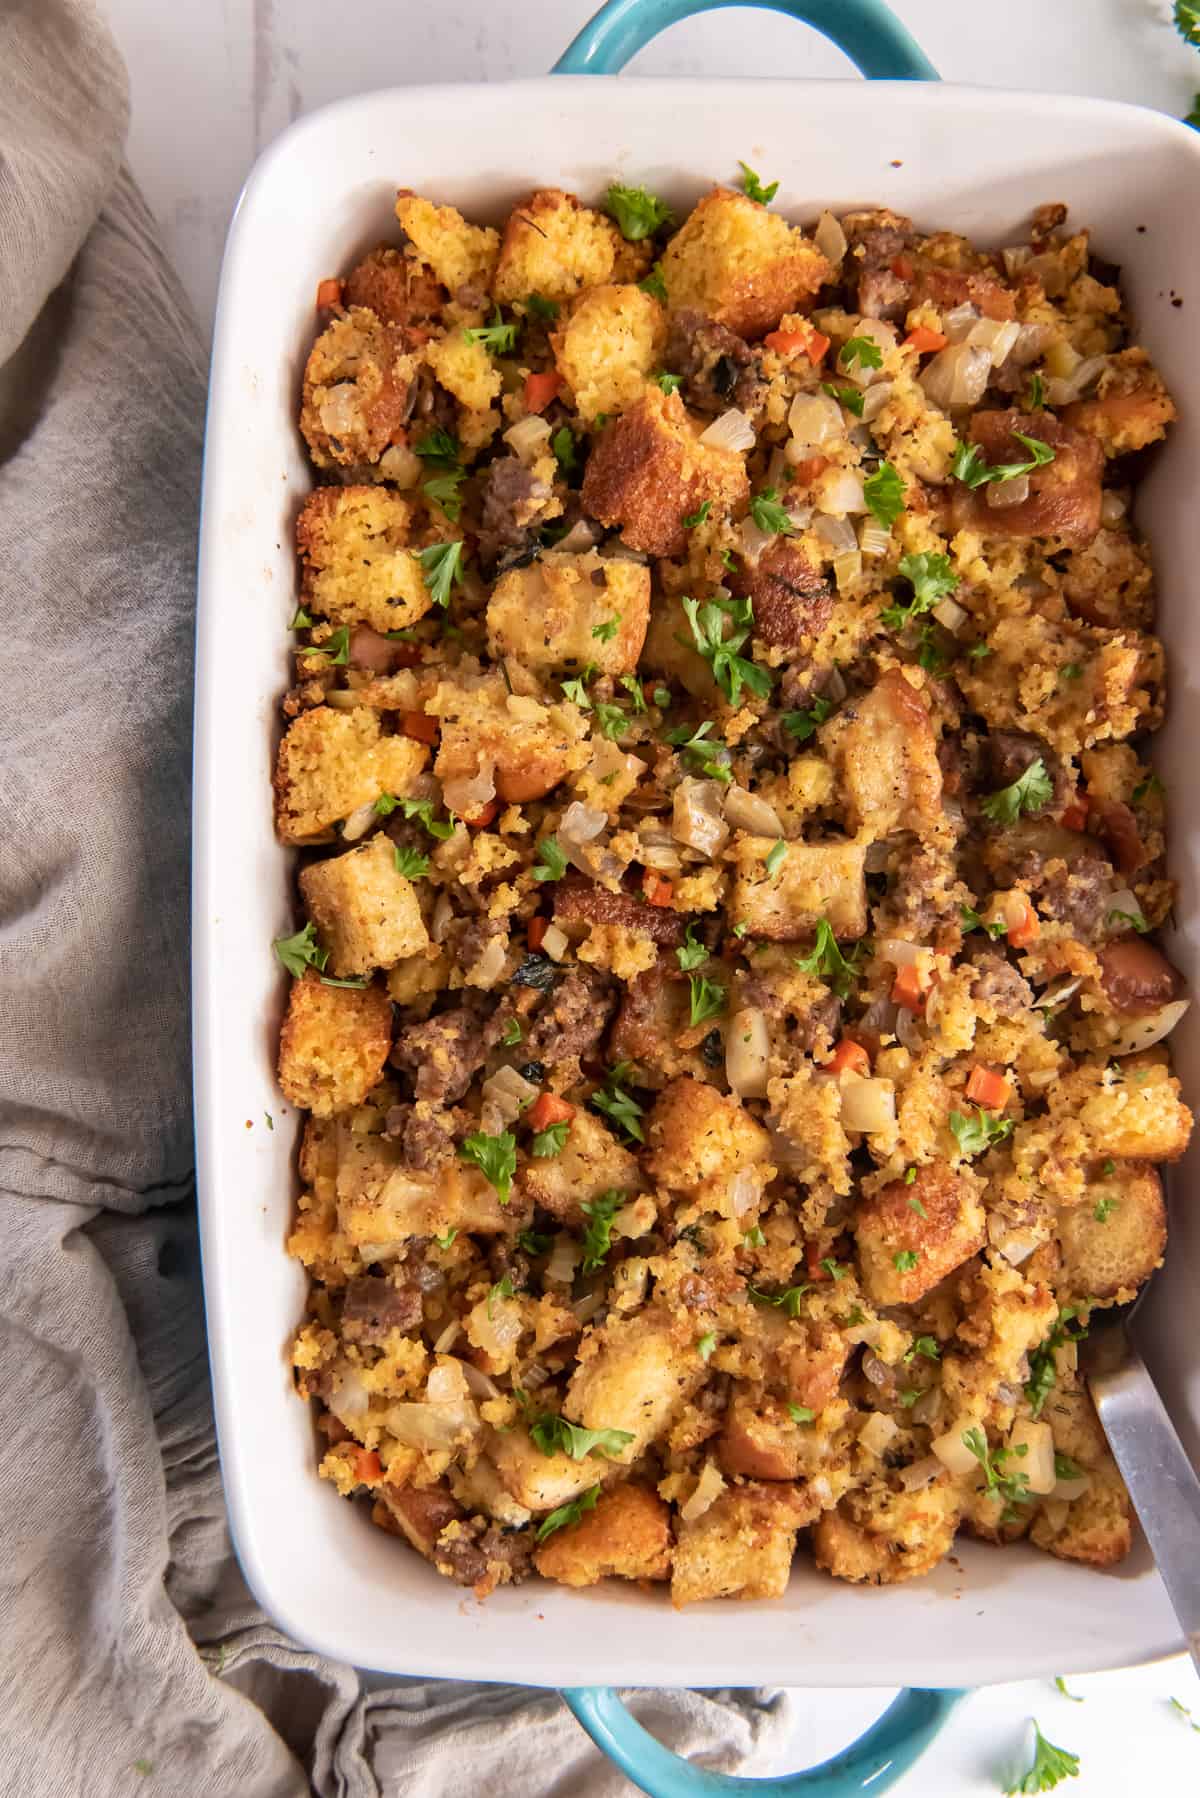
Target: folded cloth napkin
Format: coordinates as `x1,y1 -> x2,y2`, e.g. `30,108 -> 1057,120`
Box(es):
0,3 -> 795,1791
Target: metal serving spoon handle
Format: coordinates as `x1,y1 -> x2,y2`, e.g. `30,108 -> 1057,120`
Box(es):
1087,1329 -> 1200,1676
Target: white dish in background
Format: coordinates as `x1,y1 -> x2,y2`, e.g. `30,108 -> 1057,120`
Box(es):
193,74 -> 1200,1688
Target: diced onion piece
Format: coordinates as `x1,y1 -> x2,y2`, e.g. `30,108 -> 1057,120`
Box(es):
1038,975 -> 1082,1011
814,513 -> 857,555
329,1368 -> 370,1425
1107,886 -> 1140,920
898,1454 -> 944,1492
786,501 -> 814,530
858,518 -> 892,559
879,936 -> 922,969
326,688 -> 364,710
1001,246 -> 1032,278
378,443 -> 423,488
546,1233 -> 580,1286
910,1388 -> 943,1428
1100,490 -> 1128,527
504,414 -> 552,464
1008,1418 -> 1055,1494
444,757 -> 496,817
468,1291 -> 523,1363
843,1312 -> 884,1348
814,210 -> 848,266
555,519 -> 599,554
841,318 -> 896,387
942,302 -> 979,343
469,933 -> 507,990
1054,1342 -> 1078,1381
859,1412 -> 898,1456
932,1423 -> 982,1476
1045,338 -> 1082,379
860,379 -> 894,425
481,1064 -> 540,1125
560,799 -> 609,874
895,1006 -> 923,1052
433,1320 -> 461,1353
431,892 -> 455,944
673,778 -> 730,856
541,922 -> 569,962
839,1075 -> 896,1134
931,595 -> 966,633
724,785 -> 783,836
700,408 -> 756,452
638,829 -> 682,874
1110,997 -> 1190,1057
987,474 -> 1030,509
341,800 -> 377,843
967,317 -> 1021,366
1045,353 -> 1108,406
386,1399 -> 479,1451
425,1358 -> 471,1405
1051,1469 -> 1092,1503
680,1459 -> 727,1523
989,1217 -> 1041,1267
787,390 -> 844,449
834,550 -> 862,592
1041,1499 -> 1070,1535
726,1167 -> 759,1220
727,1007 -> 769,1099
818,467 -> 867,516
572,1288 -> 607,1324
738,515 -> 776,563
920,342 -> 991,410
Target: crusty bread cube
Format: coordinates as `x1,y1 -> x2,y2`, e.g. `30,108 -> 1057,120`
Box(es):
1056,1162 -> 1165,1301
671,1483 -> 811,1607
394,193 -> 500,297
277,970 -> 392,1117
1064,348 -> 1176,457
486,1425 -> 602,1513
300,307 -> 416,469
580,386 -> 749,558
521,1109 -> 640,1226
429,671 -> 587,805
854,1161 -> 986,1307
1050,1054 -> 1193,1162
300,832 -> 429,976
492,189 -> 645,305
534,1482 -> 672,1587
660,187 -> 832,340
644,1076 -> 774,1209
640,595 -> 721,702
829,668 -> 943,841
812,1478 -> 959,1585
565,1308 -> 705,1461
273,706 -> 428,843
947,409 -> 1103,547
336,1127 -> 522,1255
551,284 -> 667,421
343,244 -> 445,334
718,1389 -> 809,1482
424,330 -> 503,413
486,550 -> 650,676
296,486 -> 433,633
730,836 -> 867,941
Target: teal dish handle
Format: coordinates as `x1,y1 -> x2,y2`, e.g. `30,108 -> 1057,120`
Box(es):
552,0 -> 939,79
562,1686 -> 968,1797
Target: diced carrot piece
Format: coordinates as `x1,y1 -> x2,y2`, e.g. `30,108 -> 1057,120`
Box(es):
528,1092 -> 575,1131
527,915 -> 548,950
1059,794 -> 1088,832
803,329 -> 831,364
352,1448 -> 382,1484
891,254 -> 914,280
523,370 -> 562,414
763,330 -> 806,354
891,964 -> 926,1013
466,797 -> 501,830
904,325 -> 947,353
401,710 -> 438,744
790,454 -> 828,485
829,1038 -> 871,1078
643,872 -> 674,907
316,277 -> 343,310
1005,895 -> 1040,949
965,1065 -> 1012,1109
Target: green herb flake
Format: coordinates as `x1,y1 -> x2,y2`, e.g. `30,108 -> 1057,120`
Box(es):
533,836 -> 568,883
750,488 -> 795,535
290,605 -> 313,629
605,183 -> 673,241
536,1484 -> 601,1542
591,1062 -> 646,1143
399,796 -> 455,839
739,161 -> 779,205
781,696 -> 834,743
1026,373 -> 1046,410
822,381 -> 865,417
665,718 -> 733,783
1002,1721 -> 1080,1794
640,262 -> 668,302
1168,1695 -> 1200,1732
949,1107 -> 1014,1157
863,460 -> 906,530
458,1129 -> 517,1204
676,923 -> 709,973
793,917 -> 864,999
908,1195 -> 928,1218
593,700 -> 628,741
434,1229 -> 458,1250
1107,907 -> 1149,934
413,426 -> 460,469
423,469 -> 466,520
525,293 -> 559,321
517,1228 -> 554,1256
682,500 -> 711,529
688,973 -> 726,1028
655,371 -> 683,394
592,615 -> 620,643
1053,1676 -> 1083,1704
394,844 -> 430,880
749,1284 -> 810,1319
531,1121 -> 570,1159
551,425 -> 578,475
417,539 -> 465,608
561,675 -> 591,708
980,757 -> 1054,825
840,335 -> 884,373
1025,1303 -> 1091,1417
788,1403 -> 815,1423
580,1188 -> 625,1273
961,904 -> 1006,940
697,1331 -> 718,1361
305,625 -> 350,665
529,1413 -> 635,1461
1132,772 -> 1164,804
893,1250 -> 919,1272
463,308 -> 519,353
681,592 -> 773,706
742,1225 -> 766,1248
273,921 -> 327,978
880,551 -> 958,631
904,1335 -> 940,1363
765,839 -> 787,877
487,1273 -> 516,1318
951,431 -> 1055,489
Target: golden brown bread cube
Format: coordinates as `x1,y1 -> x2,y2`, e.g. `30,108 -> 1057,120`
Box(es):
947,409 -> 1103,547
429,672 -> 588,806
492,189 -> 646,305
660,187 -> 832,340
580,386 -> 749,557
424,330 -> 503,416
718,1389 -> 813,1482
343,244 -> 445,335
296,486 -> 433,633
1049,1054 -> 1193,1162
812,1478 -> 959,1586
300,832 -> 429,976
393,193 -> 500,297
300,307 -> 416,469
486,551 -> 650,677
277,970 -> 392,1117
521,1109 -> 641,1227
565,1308 -> 706,1461
273,707 -> 428,843
1063,349 -> 1176,457
487,1426 -> 605,1513
644,1076 -> 774,1208
671,1482 -> 813,1607
534,1482 -> 672,1587
336,1128 -> 523,1255
729,836 -> 867,942
854,1161 -> 986,1307
551,283 -> 667,421
1056,1162 -> 1165,1301
830,668 -> 943,841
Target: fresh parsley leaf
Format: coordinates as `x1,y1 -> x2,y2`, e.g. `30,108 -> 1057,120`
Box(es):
697,1331 -> 718,1361
517,1228 -> 553,1256
681,593 -> 773,705
863,460 -> 906,530
434,1229 -> 458,1250
640,261 -> 668,302
1026,1304 -> 1091,1416
400,796 -> 455,838
592,615 -> 620,643
1003,1722 -> 1080,1794
1054,1676 -> 1083,1704
968,640 -> 992,660
1175,0 -> 1200,45
591,1063 -> 645,1143
273,922 -> 326,977
619,674 -> 648,713
1102,1158 -> 1116,1175
316,973 -> 367,989
750,487 -> 795,535
749,1284 -> 810,1318
374,792 -> 399,816
487,1273 -> 516,1318
665,719 -> 733,782
580,1188 -> 624,1272
463,309 -> 519,353
743,1225 -> 766,1248
951,431 -> 1056,489
501,1018 -> 523,1046
793,918 -> 863,999
394,844 -> 430,879
561,675 -> 591,707
963,1425 -> 1031,1514
551,425 -> 578,474
840,335 -> 884,373
893,1249 -> 919,1272
820,1257 -> 848,1282
676,923 -> 709,973
413,426 -> 460,469
458,1129 -> 517,1204
417,539 -> 465,608
822,381 -> 866,417
306,625 -> 350,664
908,1195 -> 928,1218
533,836 -> 567,882
788,1404 -> 815,1423
652,685 -> 671,708
688,973 -> 726,1028
765,840 -> 787,877
655,371 -> 683,394
1060,663 -> 1082,683
682,500 -> 711,529
904,1166 -> 917,1184
525,292 -> 559,321
904,1335 -> 940,1363
899,1387 -> 922,1408
290,605 -> 313,629
528,1414 -> 634,1461
1026,373 -> 1045,410
421,470 -> 464,520
720,548 -> 737,571
531,1121 -> 570,1158
949,1107 -> 1014,1156
536,1484 -> 601,1542
605,183 -> 673,241
593,700 -> 628,740
781,696 -> 834,742
1107,907 -> 1149,933
1132,773 -> 1163,804
981,757 -> 1054,824
961,904 -> 1006,940
739,161 -> 779,205
1093,1197 -> 1118,1223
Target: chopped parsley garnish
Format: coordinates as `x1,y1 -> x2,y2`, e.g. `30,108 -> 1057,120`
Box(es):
968,640 -> 992,660
463,309 -> 519,353
949,1107 -> 1014,1156
531,1122 -> 570,1158
789,1404 -> 815,1423
417,539 -> 465,608
501,1018 -> 523,1046
688,973 -> 726,1027
743,1225 -> 766,1248
682,593 -> 773,705
413,426 -> 460,469
458,1129 -> 517,1204
863,461 -> 905,530
951,432 -> 1056,489
579,1188 -> 624,1273
1107,907 -> 1149,933
619,674 -> 648,713
961,904 -> 1006,940
765,840 -> 787,877
605,182 -> 673,241
399,796 -> 456,838
1002,1722 -> 1080,1794
820,1257 -> 848,1282
273,922 -> 326,978
697,1331 -> 718,1361
1054,1454 -> 1083,1482
981,757 -> 1054,824
593,700 -> 628,740
749,1283 -> 810,1318
517,1228 -> 553,1256
665,718 -> 733,782
782,695 -> 834,742
899,1387 -> 921,1408
655,371 -> 683,394
1026,373 -> 1045,411
290,605 -> 313,629
532,836 -> 567,882
881,551 -> 958,633
524,292 -> 559,321
840,335 -> 884,373
739,161 -> 779,205
592,615 -> 620,643
904,1335 -> 940,1363
561,676 -> 591,707
536,1484 -> 600,1542
487,1274 -> 516,1317
962,1425 -> 1031,1516
306,625 -> 350,664
904,1167 -> 917,1184
551,425 -> 578,474
1102,1158 -> 1116,1176
750,488 -> 794,535
1178,2 -> 1200,46
893,1250 -> 919,1272
1093,1197 -> 1118,1223
1060,663 -> 1082,682
639,261 -> 668,302
793,917 -> 864,999
591,1062 -> 645,1143
682,500 -> 711,528
908,1196 -> 928,1218
374,792 -> 399,816
676,923 -> 709,973
1054,1676 -> 1083,1703
1132,772 -> 1163,804
529,1414 -> 634,1461
434,1229 -> 458,1250
822,382 -> 865,417
393,844 -> 430,879
1169,1695 -> 1200,1732
1026,1304 -> 1090,1417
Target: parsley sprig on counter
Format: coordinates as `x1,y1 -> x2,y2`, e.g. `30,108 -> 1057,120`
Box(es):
1002,1722 -> 1080,1794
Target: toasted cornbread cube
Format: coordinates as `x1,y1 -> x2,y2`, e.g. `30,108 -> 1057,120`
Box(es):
343,245 -> 445,334
1057,1162 -> 1165,1301
1064,348 -> 1176,457
300,832 -> 429,975
1029,1387 -> 1132,1567
580,386 -> 749,557
565,1308 -> 705,1461
660,187 -> 832,340
521,1110 -> 640,1226
644,1076 -> 773,1210
429,671 -> 588,805
300,307 -> 416,469
336,1127 -> 522,1255
486,550 -> 650,676
534,1483 -> 672,1587
551,284 -> 667,421
277,970 -> 392,1117
730,836 -> 867,941
487,1426 -> 605,1513
949,1258 -> 1058,1387
1050,1053 -> 1193,1162
493,189 -> 647,305
296,487 -> 433,633
829,668 -> 943,840
273,706 -> 428,843
812,1478 -> 959,1586
671,1483 -> 811,1607
856,1161 -> 986,1306
424,330 -> 503,413
394,193 -> 500,297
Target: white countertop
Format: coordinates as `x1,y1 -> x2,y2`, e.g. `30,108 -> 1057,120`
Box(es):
97,0 -> 1200,1787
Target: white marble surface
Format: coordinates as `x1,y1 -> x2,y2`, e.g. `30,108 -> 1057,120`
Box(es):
96,0 -> 1200,1786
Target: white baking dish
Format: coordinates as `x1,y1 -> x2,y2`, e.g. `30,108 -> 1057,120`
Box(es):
193,3 -> 1200,1710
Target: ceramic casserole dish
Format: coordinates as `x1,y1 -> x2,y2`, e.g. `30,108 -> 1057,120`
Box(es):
193,1 -> 1200,1789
